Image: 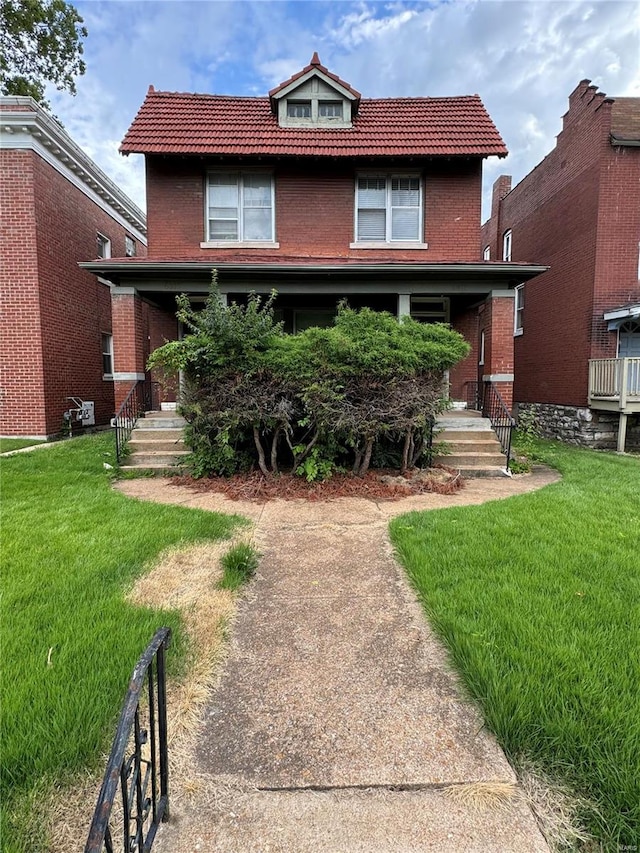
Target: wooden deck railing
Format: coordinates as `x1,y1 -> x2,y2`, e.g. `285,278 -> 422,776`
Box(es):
589,358 -> 640,408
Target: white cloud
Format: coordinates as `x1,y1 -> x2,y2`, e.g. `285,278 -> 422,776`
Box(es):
45,0 -> 639,219
330,4 -> 418,48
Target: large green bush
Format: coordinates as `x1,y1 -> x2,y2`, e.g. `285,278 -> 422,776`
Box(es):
148,276 -> 470,479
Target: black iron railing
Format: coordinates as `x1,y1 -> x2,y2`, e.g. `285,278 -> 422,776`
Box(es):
114,380 -> 158,462
85,628 -> 171,853
463,380 -> 481,411
482,381 -> 515,470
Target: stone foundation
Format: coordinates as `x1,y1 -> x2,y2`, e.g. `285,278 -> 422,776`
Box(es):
515,402 -> 640,451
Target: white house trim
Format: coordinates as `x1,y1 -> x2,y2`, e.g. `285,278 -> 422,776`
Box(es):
0,97 -> 146,243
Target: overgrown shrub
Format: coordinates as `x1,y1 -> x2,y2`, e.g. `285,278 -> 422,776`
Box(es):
148,274 -> 470,479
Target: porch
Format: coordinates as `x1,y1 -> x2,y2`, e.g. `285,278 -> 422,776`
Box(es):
588,357 -> 640,451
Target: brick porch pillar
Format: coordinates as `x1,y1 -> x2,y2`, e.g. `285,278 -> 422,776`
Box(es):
480,290 -> 515,411
111,288 -> 147,411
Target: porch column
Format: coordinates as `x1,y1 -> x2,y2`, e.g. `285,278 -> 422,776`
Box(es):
397,293 -> 411,319
481,290 -> 515,411
111,288 -> 147,411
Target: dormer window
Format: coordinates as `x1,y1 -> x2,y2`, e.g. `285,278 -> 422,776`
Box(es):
270,52 -> 360,129
287,101 -> 311,119
319,101 -> 343,119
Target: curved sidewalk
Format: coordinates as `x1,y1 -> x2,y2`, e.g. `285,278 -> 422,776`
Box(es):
117,468 -> 559,852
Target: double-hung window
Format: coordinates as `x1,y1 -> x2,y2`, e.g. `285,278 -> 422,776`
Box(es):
514,284 -> 524,334
355,175 -> 422,243
101,333 -> 114,377
503,229 -> 512,261
207,172 -> 274,243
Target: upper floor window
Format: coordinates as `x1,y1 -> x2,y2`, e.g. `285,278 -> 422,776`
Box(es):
502,229 -> 512,261
287,101 -> 311,118
514,284 -> 524,334
318,101 -> 343,119
125,235 -> 136,257
207,172 -> 274,242
355,175 -> 422,243
96,233 -> 111,259
483,245 -> 491,260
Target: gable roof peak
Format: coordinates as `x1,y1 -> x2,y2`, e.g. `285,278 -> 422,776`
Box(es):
268,55 -> 362,104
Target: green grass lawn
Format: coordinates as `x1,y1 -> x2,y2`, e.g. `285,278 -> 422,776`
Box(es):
0,438 -> 46,453
0,433 -> 241,852
390,441 -> 640,847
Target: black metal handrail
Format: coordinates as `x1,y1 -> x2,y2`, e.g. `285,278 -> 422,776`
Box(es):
114,380 -> 158,462
85,628 -> 171,853
482,381 -> 515,471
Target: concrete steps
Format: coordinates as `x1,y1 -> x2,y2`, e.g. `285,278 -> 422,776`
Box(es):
120,411 -> 189,473
434,412 -> 509,477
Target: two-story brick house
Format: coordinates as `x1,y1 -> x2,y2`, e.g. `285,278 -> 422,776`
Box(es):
0,96 -> 147,438
482,81 -> 640,452
84,54 -> 545,413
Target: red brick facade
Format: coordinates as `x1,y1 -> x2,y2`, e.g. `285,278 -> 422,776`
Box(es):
146,157 -> 483,262
94,60 -> 545,417
0,100 -> 146,437
481,81 -> 640,410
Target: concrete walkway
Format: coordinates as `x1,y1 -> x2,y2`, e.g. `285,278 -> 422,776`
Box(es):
117,469 -> 559,852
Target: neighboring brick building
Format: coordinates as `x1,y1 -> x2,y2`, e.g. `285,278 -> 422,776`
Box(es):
0,97 -> 147,438
84,54 -> 545,412
482,80 -> 640,451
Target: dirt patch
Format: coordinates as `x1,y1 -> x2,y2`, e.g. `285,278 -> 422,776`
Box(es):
170,466 -> 464,503
48,537 -> 248,852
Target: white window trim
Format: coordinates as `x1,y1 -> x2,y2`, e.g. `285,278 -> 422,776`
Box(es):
201,240 -> 280,249
514,284 -> 524,335
350,241 -> 428,250
479,329 -> 485,365
354,173 -> 424,245
483,245 -> 491,260
503,229 -> 512,262
205,171 -> 276,244
125,235 -> 136,257
101,333 -> 114,379
97,232 -> 111,259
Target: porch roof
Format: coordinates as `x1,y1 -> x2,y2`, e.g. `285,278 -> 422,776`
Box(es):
81,258 -> 547,295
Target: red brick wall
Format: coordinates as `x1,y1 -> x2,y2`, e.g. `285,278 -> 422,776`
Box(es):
1,147 -> 143,436
479,296 -> 514,410
592,144 -> 640,358
112,293 -> 178,410
449,308 -> 479,400
483,82 -> 637,408
0,150 -> 46,435
145,156 -> 484,262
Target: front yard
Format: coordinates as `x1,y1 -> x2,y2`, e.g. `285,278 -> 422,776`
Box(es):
0,434 -> 239,852
390,441 -> 640,847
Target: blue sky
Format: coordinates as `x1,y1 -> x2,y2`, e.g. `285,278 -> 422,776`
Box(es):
49,0 -> 640,218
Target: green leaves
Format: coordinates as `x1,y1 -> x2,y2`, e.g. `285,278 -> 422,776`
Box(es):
148,280 -> 470,478
0,0 -> 87,107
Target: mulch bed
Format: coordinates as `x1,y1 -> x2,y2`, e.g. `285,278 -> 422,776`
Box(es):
170,466 -> 464,503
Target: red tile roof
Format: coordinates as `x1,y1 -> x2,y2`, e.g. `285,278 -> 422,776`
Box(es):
120,91 -> 507,158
